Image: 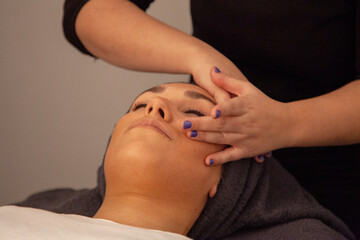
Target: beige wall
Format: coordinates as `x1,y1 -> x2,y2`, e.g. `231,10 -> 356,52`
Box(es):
0,0 -> 192,205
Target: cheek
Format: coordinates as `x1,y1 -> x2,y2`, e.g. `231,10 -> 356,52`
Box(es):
172,138 -> 223,192
109,114 -> 138,143
171,136 -> 223,178
179,137 -> 223,158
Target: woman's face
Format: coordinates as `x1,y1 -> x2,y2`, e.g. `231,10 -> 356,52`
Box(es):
104,83 -> 224,204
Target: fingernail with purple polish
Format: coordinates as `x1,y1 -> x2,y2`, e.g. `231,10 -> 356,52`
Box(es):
190,130 -> 198,138
183,121 -> 192,129
215,67 -> 221,73
209,159 -> 214,166
258,155 -> 265,161
215,110 -> 221,119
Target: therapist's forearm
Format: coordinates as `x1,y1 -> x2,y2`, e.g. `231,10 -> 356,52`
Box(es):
75,0 -> 238,78
286,79 -> 360,148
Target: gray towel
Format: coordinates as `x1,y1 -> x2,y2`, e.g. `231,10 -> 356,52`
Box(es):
14,136 -> 355,239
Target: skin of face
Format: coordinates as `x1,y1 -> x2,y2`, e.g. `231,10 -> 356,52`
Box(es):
103,83 -> 225,217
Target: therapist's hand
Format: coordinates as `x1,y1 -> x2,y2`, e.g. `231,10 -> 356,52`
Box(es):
188,46 -> 248,104
184,67 -> 292,165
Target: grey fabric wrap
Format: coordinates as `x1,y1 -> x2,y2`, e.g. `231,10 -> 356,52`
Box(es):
188,159 -> 354,239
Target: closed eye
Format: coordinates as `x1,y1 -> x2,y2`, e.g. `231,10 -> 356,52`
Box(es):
184,109 -> 205,117
132,102 -> 147,111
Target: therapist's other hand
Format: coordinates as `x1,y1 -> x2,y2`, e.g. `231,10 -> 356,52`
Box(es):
184,67 -> 292,165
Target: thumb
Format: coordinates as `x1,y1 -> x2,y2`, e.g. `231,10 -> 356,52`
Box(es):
210,67 -> 243,96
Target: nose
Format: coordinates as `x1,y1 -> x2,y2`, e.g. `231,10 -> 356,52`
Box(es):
145,97 -> 172,122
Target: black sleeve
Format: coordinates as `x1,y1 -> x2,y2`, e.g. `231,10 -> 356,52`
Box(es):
62,0 -> 155,57
128,0 -> 154,10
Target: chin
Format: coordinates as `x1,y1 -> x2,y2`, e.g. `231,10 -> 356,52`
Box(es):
108,135 -> 168,166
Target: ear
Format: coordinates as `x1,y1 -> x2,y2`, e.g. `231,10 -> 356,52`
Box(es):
208,184 -> 218,198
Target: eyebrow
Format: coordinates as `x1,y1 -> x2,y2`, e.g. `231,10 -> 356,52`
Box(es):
184,90 -> 216,105
147,85 -> 165,94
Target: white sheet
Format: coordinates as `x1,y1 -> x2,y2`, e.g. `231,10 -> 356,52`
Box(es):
0,205 -> 191,240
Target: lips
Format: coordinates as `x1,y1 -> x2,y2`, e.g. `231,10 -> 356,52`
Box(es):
126,118 -> 172,140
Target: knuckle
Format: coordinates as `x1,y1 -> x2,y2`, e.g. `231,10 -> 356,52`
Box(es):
219,132 -> 228,143
216,117 -> 227,130
226,151 -> 236,162
229,148 -> 242,161
231,99 -> 242,113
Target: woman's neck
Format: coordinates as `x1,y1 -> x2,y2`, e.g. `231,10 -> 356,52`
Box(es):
93,193 -> 200,236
